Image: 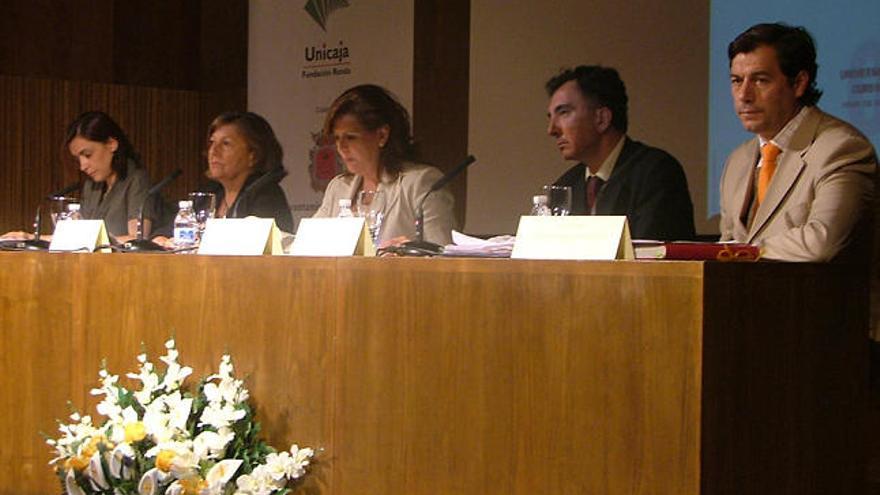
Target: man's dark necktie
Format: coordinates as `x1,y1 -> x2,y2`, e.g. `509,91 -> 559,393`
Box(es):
586,176 -> 604,214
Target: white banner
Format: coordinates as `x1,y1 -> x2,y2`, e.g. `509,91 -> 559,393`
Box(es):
249,0 -> 414,230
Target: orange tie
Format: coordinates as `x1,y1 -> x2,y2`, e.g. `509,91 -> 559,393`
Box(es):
757,143 -> 781,206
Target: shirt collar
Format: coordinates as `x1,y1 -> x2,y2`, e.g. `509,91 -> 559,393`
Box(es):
585,135 -> 626,182
758,106 -> 808,150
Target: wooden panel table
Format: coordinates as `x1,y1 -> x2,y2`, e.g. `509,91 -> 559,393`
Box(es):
0,253 -> 867,494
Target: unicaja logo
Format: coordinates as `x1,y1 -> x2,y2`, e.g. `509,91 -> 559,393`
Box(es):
304,0 -> 350,31
305,41 -> 350,63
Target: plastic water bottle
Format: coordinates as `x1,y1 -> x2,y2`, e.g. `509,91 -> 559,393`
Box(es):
173,200 -> 199,250
337,198 -> 354,218
531,195 -> 551,216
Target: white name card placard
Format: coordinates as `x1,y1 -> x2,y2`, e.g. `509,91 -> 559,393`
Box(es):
289,217 -> 376,257
198,218 -> 282,255
49,220 -> 110,253
511,215 -> 634,260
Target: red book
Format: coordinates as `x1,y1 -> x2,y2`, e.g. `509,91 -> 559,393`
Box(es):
634,241 -> 760,261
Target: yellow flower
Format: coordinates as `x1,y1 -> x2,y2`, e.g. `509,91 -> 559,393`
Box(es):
124,421 -> 146,443
156,449 -> 177,472
64,455 -> 90,471
180,477 -> 207,495
82,434 -> 108,458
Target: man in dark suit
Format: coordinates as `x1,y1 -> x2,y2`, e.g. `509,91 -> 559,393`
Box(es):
547,66 -> 695,240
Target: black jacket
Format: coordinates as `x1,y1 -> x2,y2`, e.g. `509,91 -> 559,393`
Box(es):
204,171 -> 294,233
554,138 -> 695,240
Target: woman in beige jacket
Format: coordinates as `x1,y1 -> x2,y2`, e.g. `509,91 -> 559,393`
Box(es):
313,84 -> 455,246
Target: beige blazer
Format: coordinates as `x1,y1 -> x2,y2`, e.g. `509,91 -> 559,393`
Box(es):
719,106 -> 877,261
314,163 -> 456,245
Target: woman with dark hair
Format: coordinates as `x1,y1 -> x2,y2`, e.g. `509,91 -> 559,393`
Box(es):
1,111 -> 171,243
67,111 -> 166,240
202,111 -> 293,232
313,84 -> 455,245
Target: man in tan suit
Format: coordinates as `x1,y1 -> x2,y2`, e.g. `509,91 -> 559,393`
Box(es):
719,23 -> 877,261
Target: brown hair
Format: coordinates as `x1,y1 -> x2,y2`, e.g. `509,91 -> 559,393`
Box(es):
322,84 -> 417,177
207,111 -> 284,174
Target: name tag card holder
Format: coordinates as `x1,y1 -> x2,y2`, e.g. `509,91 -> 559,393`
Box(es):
198,218 -> 283,255
49,220 -> 111,253
289,217 -> 376,256
511,215 -> 634,260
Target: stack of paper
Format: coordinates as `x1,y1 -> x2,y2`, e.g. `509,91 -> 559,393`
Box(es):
442,231 -> 515,258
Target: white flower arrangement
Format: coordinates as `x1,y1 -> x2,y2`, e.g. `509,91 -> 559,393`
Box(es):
47,339 -> 314,495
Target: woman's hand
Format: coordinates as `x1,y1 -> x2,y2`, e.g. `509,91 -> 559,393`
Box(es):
376,236 -> 409,257
151,236 -> 175,249
0,231 -> 34,241
114,235 -> 133,244
378,236 -> 409,249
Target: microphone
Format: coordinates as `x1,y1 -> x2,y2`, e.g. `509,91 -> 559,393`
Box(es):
125,168 -> 182,252
47,182 -> 81,199
229,167 -> 287,218
401,155 -> 476,255
146,169 -> 182,197
23,182 -> 82,250
426,155 -> 476,194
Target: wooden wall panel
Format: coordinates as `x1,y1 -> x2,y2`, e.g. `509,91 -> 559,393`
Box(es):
0,0 -> 247,92
112,1 -> 201,89
0,0 -> 115,83
413,0 -> 470,229
198,0 -> 249,92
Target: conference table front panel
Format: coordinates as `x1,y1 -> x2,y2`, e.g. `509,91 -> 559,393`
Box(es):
0,253 -> 863,495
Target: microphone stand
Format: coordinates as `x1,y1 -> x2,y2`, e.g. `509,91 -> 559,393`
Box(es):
124,208 -> 165,251
124,168 -> 182,252
402,200 -> 442,254
16,182 -> 81,250
399,155 -> 476,255
19,205 -> 49,250
229,167 -> 287,218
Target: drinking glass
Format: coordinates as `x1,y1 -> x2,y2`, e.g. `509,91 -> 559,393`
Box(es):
48,196 -> 75,227
356,190 -> 385,245
189,192 -> 216,238
542,185 -> 572,216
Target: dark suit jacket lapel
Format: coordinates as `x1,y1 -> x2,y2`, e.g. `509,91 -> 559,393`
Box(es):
596,138 -> 637,214
748,108 -> 818,241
